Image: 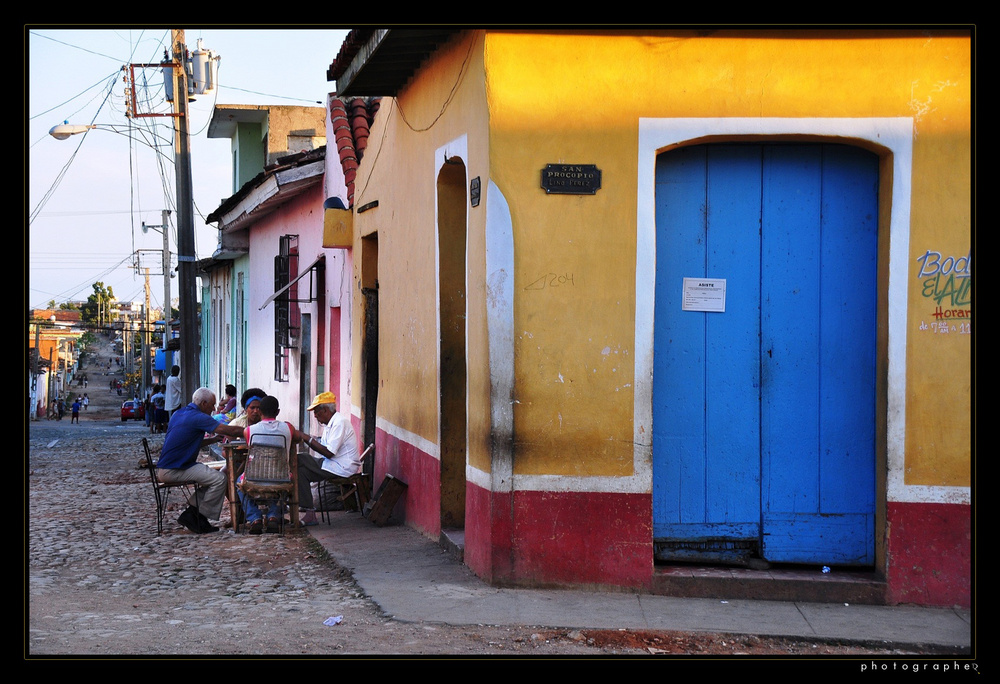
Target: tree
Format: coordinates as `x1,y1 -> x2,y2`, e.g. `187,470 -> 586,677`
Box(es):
81,282 -> 115,327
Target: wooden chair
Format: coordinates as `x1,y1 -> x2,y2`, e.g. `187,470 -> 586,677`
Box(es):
141,437 -> 196,535
239,433 -> 294,535
316,444 -> 374,523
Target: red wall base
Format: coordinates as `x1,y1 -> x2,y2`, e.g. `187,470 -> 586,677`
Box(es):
466,485 -> 652,588
464,483 -> 513,581
510,490 -> 652,588
374,428 -> 440,538
370,427 -> 970,607
886,501 -> 971,607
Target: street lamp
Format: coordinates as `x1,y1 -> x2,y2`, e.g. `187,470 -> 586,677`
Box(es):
48,121 -> 174,161
48,123 -> 96,140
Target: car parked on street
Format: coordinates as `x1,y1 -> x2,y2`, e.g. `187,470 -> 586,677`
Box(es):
121,400 -> 145,422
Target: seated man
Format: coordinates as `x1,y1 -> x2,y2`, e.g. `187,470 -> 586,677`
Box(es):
297,392 -> 363,524
156,387 -> 246,534
238,395 -> 305,533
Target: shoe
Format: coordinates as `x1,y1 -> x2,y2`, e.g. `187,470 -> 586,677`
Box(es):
300,510 -> 319,525
266,517 -> 281,533
196,517 -> 219,534
178,507 -> 201,533
248,519 -> 263,535
193,512 -> 219,534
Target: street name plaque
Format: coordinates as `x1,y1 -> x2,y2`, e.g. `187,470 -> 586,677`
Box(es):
541,164 -> 602,195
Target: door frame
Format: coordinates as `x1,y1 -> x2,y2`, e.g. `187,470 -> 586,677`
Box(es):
635,117 -> 914,574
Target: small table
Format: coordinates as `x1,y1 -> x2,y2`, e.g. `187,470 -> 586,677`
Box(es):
218,441 -> 248,530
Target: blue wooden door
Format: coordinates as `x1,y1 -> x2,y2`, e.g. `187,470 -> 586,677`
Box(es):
652,143 -> 877,566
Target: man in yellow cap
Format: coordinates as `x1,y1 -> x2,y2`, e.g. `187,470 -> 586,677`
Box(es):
298,391 -> 362,523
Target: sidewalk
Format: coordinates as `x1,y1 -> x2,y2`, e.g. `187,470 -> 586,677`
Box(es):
308,511 -> 972,651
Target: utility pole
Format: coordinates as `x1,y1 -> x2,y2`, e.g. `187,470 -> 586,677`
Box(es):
162,208 -> 172,377
48,347 -> 54,411
171,29 -> 199,402
144,269 -> 152,396
143,208 -> 174,380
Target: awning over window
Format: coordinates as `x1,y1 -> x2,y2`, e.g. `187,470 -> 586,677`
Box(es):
259,254 -> 325,310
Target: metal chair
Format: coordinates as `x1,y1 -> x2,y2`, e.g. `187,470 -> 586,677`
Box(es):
239,433 -> 293,535
141,437 -> 197,535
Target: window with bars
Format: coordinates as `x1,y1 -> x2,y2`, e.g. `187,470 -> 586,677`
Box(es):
274,235 -> 299,382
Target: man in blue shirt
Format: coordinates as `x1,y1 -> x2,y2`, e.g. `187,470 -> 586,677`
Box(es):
156,387 -> 245,533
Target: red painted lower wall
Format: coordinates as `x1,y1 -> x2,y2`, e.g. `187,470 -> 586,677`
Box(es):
510,490 -> 653,588
464,484 -> 515,582
886,501 -> 971,607
368,428 -> 970,607
374,427 -> 440,538
466,485 -> 652,587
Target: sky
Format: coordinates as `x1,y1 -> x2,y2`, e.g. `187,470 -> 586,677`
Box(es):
26,27 -> 351,311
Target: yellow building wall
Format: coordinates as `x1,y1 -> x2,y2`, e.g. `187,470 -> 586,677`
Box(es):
351,32 -> 494,473
482,30 -> 971,482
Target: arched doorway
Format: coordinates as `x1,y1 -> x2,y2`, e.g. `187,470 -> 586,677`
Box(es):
438,158 -> 468,532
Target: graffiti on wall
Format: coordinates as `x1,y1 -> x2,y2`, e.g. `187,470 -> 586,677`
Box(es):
525,272 -> 576,291
915,250 -> 971,336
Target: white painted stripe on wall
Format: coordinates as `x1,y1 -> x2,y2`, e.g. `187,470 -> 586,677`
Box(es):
467,463 -> 491,490
375,414 -> 440,461
485,180 -> 515,494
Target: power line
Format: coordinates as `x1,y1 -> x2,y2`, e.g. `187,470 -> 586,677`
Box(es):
29,30 -> 128,64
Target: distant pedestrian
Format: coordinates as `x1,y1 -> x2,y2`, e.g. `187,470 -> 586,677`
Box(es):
82,394 -> 89,411
144,389 -> 154,430
150,384 -> 168,434
70,398 -> 81,424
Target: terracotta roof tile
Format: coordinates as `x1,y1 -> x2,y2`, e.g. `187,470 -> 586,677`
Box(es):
329,95 -> 380,208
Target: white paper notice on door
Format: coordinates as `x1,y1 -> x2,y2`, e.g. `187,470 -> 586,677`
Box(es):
682,278 -> 727,312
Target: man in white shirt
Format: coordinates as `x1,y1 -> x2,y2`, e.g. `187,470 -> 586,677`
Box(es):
297,392 -> 362,523
165,365 -> 182,416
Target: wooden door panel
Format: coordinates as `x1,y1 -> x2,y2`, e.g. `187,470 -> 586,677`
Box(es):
654,143 -> 877,566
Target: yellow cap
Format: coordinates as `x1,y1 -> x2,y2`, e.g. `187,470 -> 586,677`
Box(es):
306,391 -> 337,410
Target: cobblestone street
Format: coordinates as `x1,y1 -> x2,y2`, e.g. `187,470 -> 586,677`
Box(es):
26,340 -> 601,657
28,419 -> 617,656
28,420 -> 397,656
